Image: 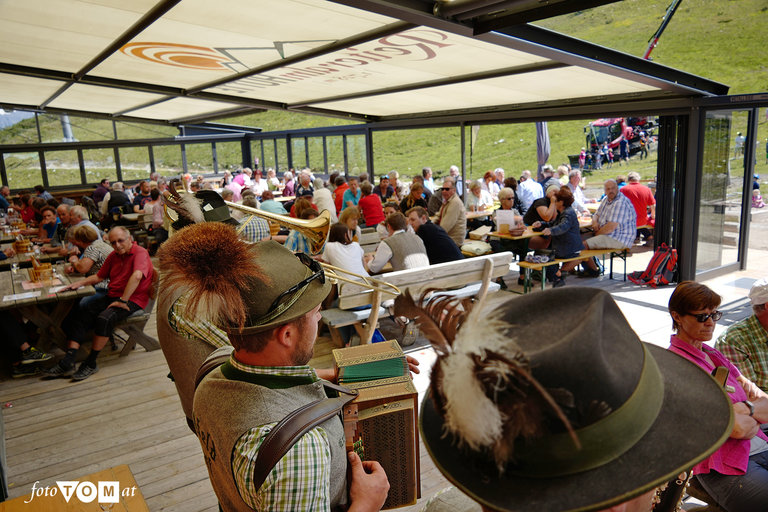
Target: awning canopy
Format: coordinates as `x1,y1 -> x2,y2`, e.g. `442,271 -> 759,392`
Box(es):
0,0 -> 728,125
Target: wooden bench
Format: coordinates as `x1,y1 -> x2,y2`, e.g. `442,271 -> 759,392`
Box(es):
114,296 -> 160,356
358,230 -> 382,254
517,248 -> 629,293
320,252 -> 515,345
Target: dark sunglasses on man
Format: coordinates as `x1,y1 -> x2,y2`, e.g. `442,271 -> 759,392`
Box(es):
267,252 -> 325,314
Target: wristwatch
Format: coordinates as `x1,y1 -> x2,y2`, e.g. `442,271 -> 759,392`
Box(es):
117,298 -> 128,304
742,400 -> 755,417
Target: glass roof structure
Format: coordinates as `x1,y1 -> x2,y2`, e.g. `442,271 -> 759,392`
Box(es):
0,0 -> 728,124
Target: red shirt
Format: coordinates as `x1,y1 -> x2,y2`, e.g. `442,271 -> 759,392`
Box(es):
668,335 -> 768,476
358,194 -> 385,226
620,182 -> 655,226
97,242 -> 154,309
333,184 -> 349,213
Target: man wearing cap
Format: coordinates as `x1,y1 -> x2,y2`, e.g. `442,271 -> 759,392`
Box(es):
163,226 -> 390,512
436,177 -> 467,247
717,277 -> 768,392
408,287 -> 734,512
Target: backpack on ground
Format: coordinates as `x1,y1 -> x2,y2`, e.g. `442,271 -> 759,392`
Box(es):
628,243 -> 678,288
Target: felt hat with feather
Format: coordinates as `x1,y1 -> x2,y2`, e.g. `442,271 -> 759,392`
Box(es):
159,223 -> 330,334
396,287 -> 733,512
163,180 -> 239,231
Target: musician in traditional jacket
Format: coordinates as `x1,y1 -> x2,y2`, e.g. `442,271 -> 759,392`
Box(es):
165,227 -> 387,511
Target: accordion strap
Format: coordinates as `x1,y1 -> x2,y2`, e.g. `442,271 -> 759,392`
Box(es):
194,346 -> 358,492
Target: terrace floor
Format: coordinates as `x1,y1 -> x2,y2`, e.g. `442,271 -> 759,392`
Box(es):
1,236 -> 766,511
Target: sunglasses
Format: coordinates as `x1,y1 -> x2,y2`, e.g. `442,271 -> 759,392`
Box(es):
265,252 -> 325,317
687,311 -> 722,323
440,187 -> 452,191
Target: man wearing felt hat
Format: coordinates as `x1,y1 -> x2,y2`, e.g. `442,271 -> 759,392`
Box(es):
157,221 -> 391,512
717,277 -> 768,392
396,287 -> 734,512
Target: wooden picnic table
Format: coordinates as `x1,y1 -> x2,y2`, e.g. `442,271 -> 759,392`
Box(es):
0,263 -> 95,349
0,244 -> 60,271
0,464 -> 149,511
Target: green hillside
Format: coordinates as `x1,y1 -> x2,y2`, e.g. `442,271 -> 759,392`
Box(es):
2,0 -> 767,187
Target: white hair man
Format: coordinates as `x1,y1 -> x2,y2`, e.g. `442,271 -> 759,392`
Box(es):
516,169 -> 543,213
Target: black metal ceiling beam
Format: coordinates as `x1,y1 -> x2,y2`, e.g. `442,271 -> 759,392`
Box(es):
489,24 -> 728,95
170,106 -> 268,125
0,103 -> 172,127
288,60 -> 566,108
39,0 -> 183,108
331,0 -> 728,97
472,0 -> 622,33
186,21 -> 415,94
371,90 -> 695,127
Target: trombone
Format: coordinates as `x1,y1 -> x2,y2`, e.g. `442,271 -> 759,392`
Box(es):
162,183 -> 400,300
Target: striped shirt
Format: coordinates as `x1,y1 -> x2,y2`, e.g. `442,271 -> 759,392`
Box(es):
594,193 -> 636,248
229,360 -> 332,511
716,314 -> 768,392
284,229 -> 314,254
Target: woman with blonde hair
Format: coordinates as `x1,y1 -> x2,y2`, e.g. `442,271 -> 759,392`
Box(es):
339,205 -> 362,242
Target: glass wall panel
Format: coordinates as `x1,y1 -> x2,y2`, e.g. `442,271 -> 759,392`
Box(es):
115,121 -> 177,140
325,136 -> 345,176
696,110 -> 748,273
276,138 -> 288,173
261,139 -> 276,172
38,114 -> 114,142
153,144 -> 184,176
118,147 -> 151,183
0,112 -> 38,145
4,152 -> 42,190
185,143 -> 214,174
44,150 -> 81,186
219,141 -> 244,172
373,127 -> 460,182
292,137 -> 307,169
307,137 -> 325,174
82,148 -> 117,184
346,135 -> 367,177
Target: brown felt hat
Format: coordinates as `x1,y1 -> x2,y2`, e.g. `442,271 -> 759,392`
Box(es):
228,240 -> 331,334
420,287 -> 733,512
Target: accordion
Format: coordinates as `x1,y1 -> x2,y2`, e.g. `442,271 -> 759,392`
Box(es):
333,341 -> 420,509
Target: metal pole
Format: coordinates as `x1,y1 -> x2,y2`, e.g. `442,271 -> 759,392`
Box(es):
212,141 -> 219,173
738,108 -> 758,269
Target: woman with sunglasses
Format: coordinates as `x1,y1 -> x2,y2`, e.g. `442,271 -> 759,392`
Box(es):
667,281 -> 768,512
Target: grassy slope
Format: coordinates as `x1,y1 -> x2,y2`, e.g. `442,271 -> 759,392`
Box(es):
2,0 -> 767,186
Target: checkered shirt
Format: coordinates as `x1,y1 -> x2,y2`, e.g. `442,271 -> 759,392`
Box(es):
229,359 -> 331,511
594,193 -> 636,248
238,215 -> 271,243
284,230 -> 314,254
716,314 -> 768,392
168,294 -> 229,348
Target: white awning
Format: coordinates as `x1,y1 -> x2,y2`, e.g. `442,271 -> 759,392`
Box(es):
0,0 -> 727,124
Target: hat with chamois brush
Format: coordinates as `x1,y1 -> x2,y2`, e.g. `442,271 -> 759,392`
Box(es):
158,223 -> 330,335
395,287 -> 733,512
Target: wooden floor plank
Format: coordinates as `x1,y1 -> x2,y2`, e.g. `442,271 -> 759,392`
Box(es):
1,307 -> 455,511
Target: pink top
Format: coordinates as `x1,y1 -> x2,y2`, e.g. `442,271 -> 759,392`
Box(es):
668,335 -> 768,475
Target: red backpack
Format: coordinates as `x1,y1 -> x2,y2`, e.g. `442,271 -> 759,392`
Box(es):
628,243 -> 678,288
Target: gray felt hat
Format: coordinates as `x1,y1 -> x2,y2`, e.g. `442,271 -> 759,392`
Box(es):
420,287 -> 733,512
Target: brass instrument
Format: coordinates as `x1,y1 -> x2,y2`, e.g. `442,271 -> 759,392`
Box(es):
162,184 -> 401,310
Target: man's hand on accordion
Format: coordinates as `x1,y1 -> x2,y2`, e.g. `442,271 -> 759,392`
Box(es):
314,355 -> 420,383
347,451 -> 390,512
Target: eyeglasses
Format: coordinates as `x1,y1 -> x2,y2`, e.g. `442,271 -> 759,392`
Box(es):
109,238 -> 129,246
440,187 -> 452,191
264,252 -> 325,319
687,311 -> 722,323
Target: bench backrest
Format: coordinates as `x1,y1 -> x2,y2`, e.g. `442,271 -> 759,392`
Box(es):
338,251 -> 514,309
358,230 -> 382,254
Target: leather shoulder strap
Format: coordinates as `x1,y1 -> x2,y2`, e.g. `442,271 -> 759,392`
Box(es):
194,345 -> 234,390
251,383 -> 357,492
